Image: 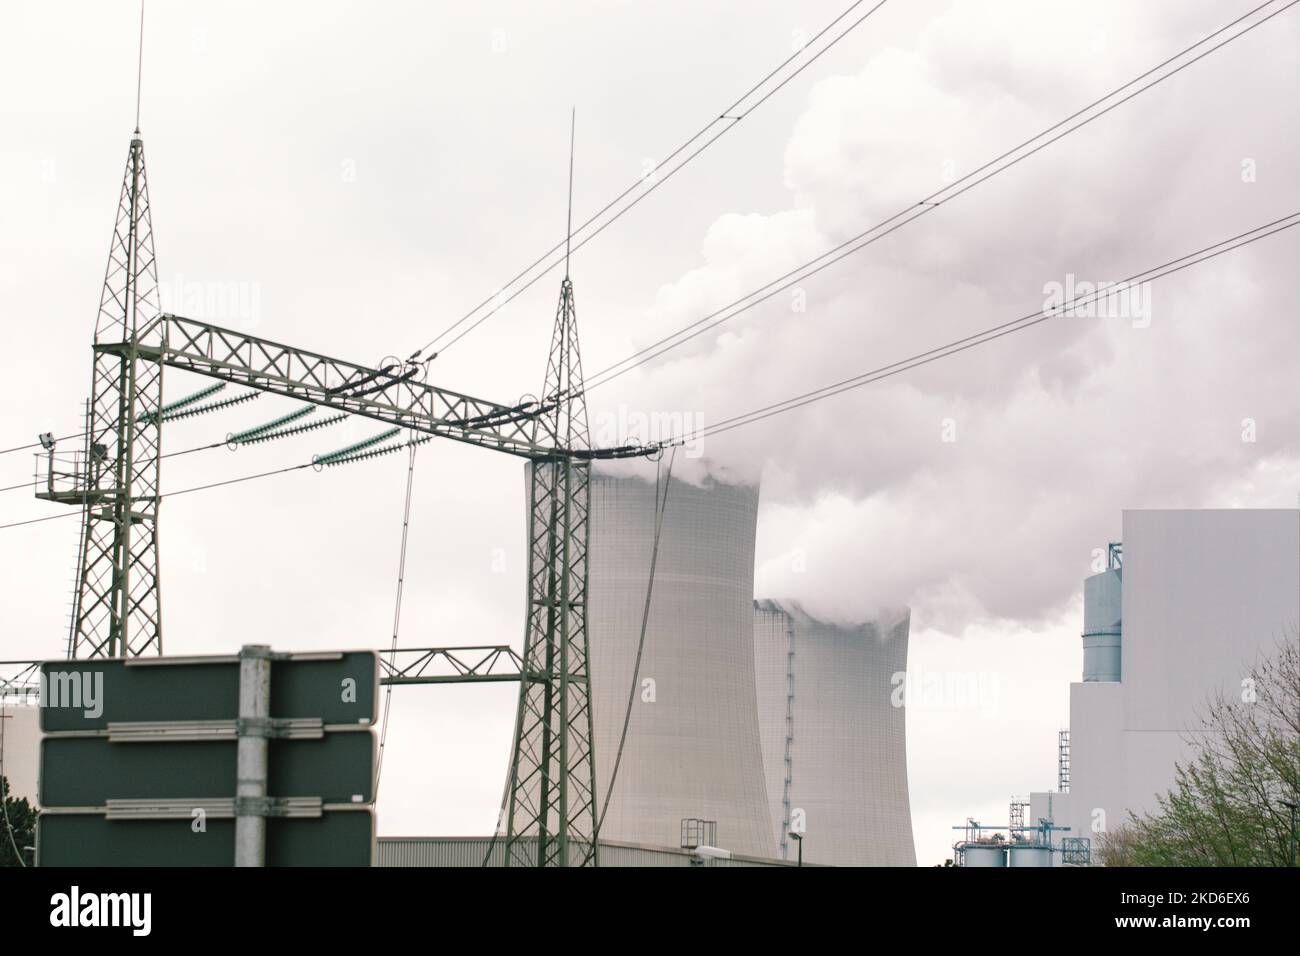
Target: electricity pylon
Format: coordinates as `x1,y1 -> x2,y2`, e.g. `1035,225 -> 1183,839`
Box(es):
53,135 -> 166,658
503,273 -> 600,866
42,133 -> 646,864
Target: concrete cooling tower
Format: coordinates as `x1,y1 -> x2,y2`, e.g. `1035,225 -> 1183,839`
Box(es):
586,467 -> 774,857
585,465 -> 917,865
752,601 -> 916,866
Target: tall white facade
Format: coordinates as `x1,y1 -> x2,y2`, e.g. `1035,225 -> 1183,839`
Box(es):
753,601 -> 916,866
1031,509 -> 1300,858
0,702 -> 40,805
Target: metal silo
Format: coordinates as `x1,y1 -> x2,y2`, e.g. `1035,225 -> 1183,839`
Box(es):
1008,843 -> 1054,867
1082,567 -> 1122,682
960,844 -> 1008,867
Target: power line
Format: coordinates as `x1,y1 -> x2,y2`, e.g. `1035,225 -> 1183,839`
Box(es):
0,512 -> 80,532
0,438 -> 234,497
3,217 -> 1291,533
0,462 -> 307,532
3,400 -> 359,496
167,462 -> 312,499
375,439 -> 420,800
14,0 -> 1275,479
586,444 -> 677,866
583,0 -> 1298,394
413,0 -> 892,358
4,6 -> 1292,530
0,426 -> 443,532
0,432 -> 87,458
654,213 -> 1300,448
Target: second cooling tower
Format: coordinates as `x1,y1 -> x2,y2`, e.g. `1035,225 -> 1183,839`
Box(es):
753,601 -> 916,866
587,467 -> 774,857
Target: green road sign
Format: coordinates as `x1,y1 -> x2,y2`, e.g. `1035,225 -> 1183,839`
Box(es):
37,651 -> 378,731
38,810 -> 374,867
36,647 -> 379,867
40,731 -> 374,806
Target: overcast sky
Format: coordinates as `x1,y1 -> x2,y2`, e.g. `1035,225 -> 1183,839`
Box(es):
1,0 -> 1297,866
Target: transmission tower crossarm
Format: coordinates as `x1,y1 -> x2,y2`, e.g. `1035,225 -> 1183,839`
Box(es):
377,645 -> 535,685
5,648 -> 531,693
148,314 -> 557,458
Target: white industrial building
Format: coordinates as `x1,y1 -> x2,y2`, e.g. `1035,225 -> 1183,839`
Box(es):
1029,509 -> 1300,863
0,700 -> 40,806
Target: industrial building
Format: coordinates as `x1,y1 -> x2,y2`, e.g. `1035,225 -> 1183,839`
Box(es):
949,818 -> 1070,868
0,700 -> 40,806
1025,509 -> 1300,863
753,601 -> 915,866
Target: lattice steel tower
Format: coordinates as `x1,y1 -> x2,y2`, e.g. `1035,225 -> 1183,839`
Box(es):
503,268 -> 601,866
58,135 -> 166,658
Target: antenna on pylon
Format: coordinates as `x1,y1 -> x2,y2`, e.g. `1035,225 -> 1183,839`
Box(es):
57,1 -> 166,658
134,1 -> 146,134
536,109 -> 589,452
503,110 -> 600,868
565,107 -> 575,278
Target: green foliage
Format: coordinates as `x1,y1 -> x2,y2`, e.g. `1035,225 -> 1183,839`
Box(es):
0,774 -> 36,867
1098,632 -> 1299,866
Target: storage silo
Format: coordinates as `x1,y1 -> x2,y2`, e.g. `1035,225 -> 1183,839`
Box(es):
1082,568 -> 1122,682
752,601 -> 916,866
585,467 -> 775,858
1008,843 -> 1054,867
960,844 -> 1008,867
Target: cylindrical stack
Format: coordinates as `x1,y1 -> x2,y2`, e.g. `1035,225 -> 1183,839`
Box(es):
1081,568 -> 1122,682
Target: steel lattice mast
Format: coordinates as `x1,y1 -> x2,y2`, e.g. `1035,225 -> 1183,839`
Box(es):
502,272 -> 600,866
64,135 -> 166,658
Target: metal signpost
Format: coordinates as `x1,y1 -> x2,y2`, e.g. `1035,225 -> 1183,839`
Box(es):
36,646 -> 378,866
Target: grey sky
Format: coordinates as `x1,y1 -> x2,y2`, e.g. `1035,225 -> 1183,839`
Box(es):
1,0 -> 1296,865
